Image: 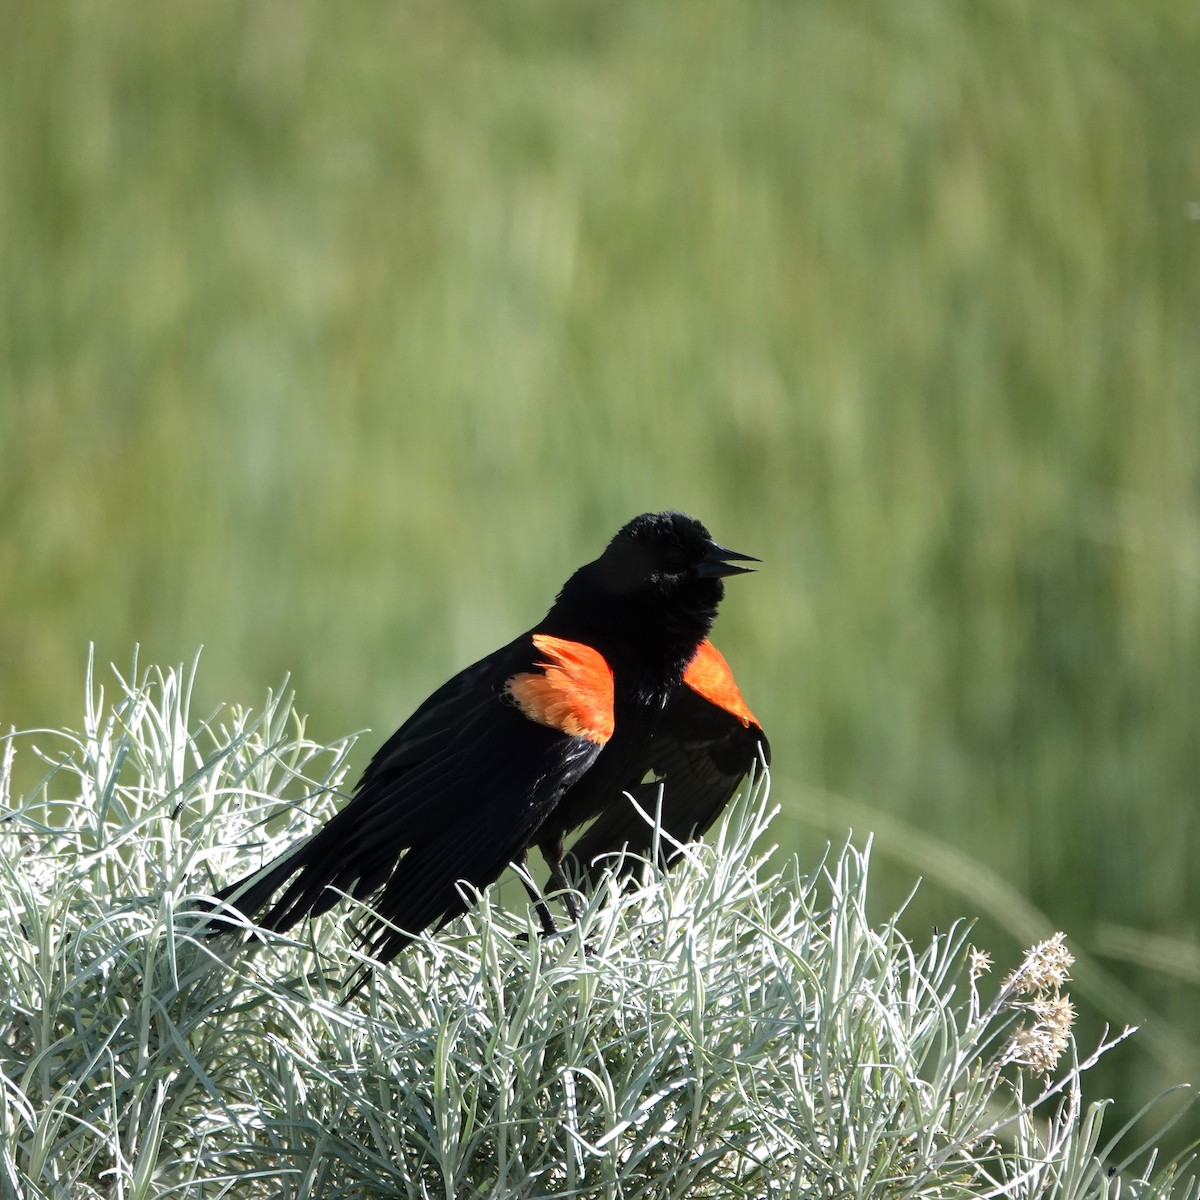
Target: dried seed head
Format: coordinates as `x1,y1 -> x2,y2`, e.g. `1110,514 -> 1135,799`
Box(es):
969,947 -> 993,982
1003,932 -> 1073,996
1001,935 -> 1077,1075
1005,999 -> 1075,1075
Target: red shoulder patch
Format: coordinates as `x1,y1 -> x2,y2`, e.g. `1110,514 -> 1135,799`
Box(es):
505,634 -> 615,744
684,640 -> 759,729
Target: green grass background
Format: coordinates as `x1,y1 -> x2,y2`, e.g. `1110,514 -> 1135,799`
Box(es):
2,0 -> 1197,1151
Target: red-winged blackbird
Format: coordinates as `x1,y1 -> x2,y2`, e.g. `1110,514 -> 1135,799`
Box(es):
563,638 -> 769,887
211,511 -> 764,973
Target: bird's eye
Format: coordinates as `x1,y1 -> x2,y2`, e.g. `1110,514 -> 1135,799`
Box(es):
664,546 -> 687,571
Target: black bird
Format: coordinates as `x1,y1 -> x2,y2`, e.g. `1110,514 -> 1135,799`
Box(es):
563,638 -> 769,887
210,511 -> 763,975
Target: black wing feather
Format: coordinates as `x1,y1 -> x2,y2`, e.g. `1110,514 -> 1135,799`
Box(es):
566,682 -> 769,885
213,635 -> 602,959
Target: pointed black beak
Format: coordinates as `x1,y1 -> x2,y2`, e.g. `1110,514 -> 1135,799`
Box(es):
695,540 -> 761,579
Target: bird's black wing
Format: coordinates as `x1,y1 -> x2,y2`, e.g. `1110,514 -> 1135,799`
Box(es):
213,633 -> 607,961
566,649 -> 768,885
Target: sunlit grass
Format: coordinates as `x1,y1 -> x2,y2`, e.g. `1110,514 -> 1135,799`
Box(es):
1,659 -> 1196,1197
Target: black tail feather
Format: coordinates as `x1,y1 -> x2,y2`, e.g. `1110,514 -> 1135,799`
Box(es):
207,834 -> 317,933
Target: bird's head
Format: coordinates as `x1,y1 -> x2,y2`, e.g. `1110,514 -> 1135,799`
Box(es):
550,511 -> 759,676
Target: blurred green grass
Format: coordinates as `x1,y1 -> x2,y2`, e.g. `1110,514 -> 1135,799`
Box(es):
2,0 -> 1197,1149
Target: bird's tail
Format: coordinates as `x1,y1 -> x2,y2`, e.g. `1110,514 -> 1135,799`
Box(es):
204,834 -> 317,934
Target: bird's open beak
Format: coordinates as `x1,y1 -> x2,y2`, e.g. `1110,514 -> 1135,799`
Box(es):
695,541 -> 761,579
